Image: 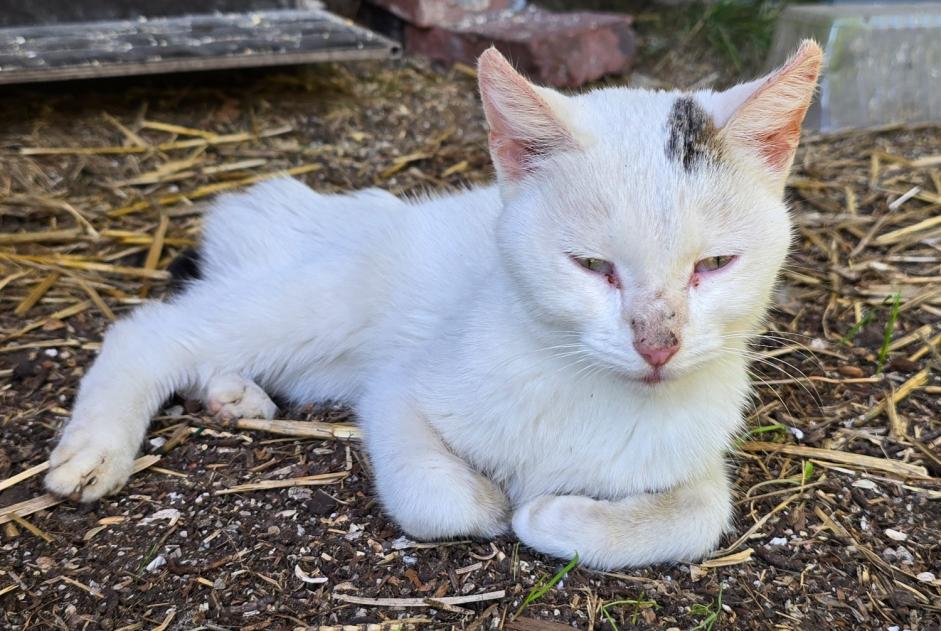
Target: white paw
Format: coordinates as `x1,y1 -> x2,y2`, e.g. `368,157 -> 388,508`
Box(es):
45,425 -> 137,502
513,495 -> 601,564
205,374 -> 277,420
382,457 -> 511,541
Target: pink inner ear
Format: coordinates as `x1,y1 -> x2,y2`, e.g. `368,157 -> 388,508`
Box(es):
722,40 -> 822,174
755,119 -> 802,172
488,132 -> 528,182
478,48 -> 574,183
752,55 -> 819,170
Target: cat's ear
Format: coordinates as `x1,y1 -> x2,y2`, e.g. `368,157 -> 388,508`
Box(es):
710,40 -> 823,189
477,47 -> 577,189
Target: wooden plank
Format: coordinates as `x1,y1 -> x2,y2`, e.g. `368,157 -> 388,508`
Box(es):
2,1 -> 298,28
0,9 -> 399,85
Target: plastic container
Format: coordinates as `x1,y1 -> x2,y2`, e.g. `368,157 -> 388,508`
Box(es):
768,3 -> 941,131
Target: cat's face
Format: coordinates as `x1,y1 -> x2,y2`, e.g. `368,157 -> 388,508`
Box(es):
480,43 -> 821,384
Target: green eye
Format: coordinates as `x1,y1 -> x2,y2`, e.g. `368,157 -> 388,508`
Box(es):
579,257 -> 612,274
694,255 -> 736,274
572,256 -> 619,286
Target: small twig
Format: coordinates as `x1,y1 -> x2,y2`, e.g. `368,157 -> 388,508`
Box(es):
222,418 -> 362,441
7,512 -> 56,543
166,551 -> 244,575
740,441 -> 931,479
213,471 -> 348,495
0,461 -> 49,493
333,590 -> 505,608
858,368 -> 930,424
60,575 -> 104,599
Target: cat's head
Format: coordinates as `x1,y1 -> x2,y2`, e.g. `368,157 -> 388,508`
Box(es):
480,42 -> 822,385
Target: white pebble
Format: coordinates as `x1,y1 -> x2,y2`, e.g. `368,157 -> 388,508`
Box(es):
140,508 -> 181,527
145,555 -> 166,572
768,537 -> 788,546
390,536 -> 414,550
884,528 -> 907,541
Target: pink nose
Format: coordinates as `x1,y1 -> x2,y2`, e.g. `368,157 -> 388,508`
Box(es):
633,340 -> 679,368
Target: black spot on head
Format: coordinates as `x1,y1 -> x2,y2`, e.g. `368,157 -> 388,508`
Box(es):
665,96 -> 717,171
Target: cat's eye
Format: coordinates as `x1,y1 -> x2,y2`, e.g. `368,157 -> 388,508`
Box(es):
694,255 -> 736,274
577,257 -> 614,275
572,256 -> 619,287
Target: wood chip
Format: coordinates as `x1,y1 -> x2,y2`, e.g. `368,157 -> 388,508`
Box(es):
700,547 -> 754,568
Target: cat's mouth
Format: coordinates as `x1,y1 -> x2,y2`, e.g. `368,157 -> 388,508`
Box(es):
641,368 -> 666,385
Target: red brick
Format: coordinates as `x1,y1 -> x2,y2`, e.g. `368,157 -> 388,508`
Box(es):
404,7 -> 635,87
369,0 -> 520,28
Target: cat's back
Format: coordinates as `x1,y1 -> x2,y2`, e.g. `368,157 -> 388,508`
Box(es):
198,177 -> 406,278
366,185 -> 506,343
198,178 -> 501,284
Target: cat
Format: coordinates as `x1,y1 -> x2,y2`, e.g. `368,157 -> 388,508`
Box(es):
45,41 -> 822,570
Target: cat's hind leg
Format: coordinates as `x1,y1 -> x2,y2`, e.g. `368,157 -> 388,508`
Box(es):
359,379 -> 510,540
204,373 -> 277,420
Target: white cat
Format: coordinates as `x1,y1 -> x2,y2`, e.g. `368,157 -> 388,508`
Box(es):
45,42 -> 822,570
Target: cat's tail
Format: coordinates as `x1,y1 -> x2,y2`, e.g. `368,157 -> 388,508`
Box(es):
44,297 -> 205,501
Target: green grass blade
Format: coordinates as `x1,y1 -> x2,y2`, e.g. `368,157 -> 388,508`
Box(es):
877,293 -> 902,373
840,309 -> 874,345
513,553 -> 579,619
601,596 -> 659,629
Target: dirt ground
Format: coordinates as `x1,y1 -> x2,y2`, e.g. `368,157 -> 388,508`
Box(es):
1,48 -> 940,631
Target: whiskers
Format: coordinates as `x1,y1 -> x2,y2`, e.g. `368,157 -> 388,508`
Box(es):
471,331 -> 602,395
712,331 -> 825,416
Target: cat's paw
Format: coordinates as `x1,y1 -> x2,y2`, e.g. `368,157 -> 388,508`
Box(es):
205,374 -> 277,420
45,426 -> 137,502
512,495 -> 600,562
384,459 -> 511,541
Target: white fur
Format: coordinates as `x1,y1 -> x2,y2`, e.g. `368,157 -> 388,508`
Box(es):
46,44 -> 821,569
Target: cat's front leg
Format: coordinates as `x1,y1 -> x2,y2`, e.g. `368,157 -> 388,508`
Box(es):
512,459 -> 731,569
359,381 -> 510,540
46,300 -> 208,501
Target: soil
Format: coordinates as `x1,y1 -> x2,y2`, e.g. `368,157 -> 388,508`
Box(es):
1,45 -> 940,631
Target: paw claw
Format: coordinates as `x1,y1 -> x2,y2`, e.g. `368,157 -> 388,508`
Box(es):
44,426 -> 136,503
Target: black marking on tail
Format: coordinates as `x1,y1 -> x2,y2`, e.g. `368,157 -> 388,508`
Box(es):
167,247 -> 202,294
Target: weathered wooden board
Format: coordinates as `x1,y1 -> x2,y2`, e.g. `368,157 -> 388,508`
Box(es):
0,9 -> 399,85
